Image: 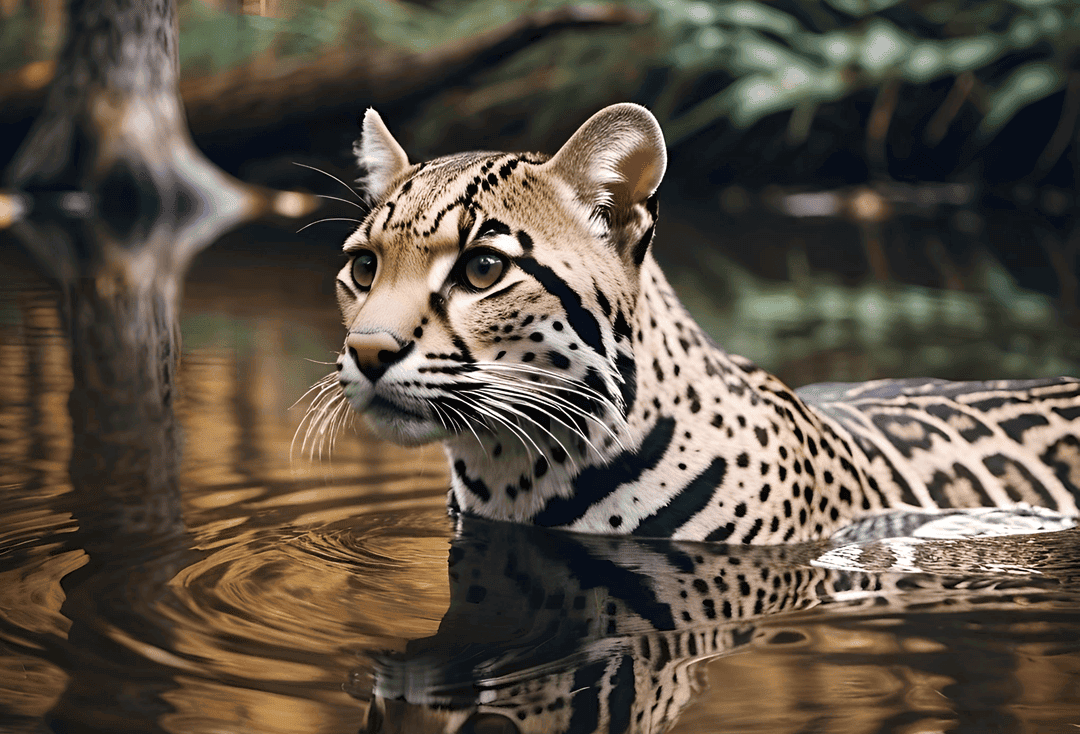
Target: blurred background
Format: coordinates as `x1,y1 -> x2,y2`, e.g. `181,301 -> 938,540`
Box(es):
3,3 -> 1080,730
3,0 -> 1079,385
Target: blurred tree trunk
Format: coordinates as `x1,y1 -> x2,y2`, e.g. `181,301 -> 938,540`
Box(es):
4,0 -> 252,269
3,2 -> 248,723
3,0 -> 254,510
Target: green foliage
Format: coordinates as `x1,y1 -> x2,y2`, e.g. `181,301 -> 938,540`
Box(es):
6,0 -> 1078,154
179,1 -> 280,74
175,0 -> 596,73
646,0 -> 1080,144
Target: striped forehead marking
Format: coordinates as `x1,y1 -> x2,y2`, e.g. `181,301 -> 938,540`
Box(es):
365,153 -> 546,242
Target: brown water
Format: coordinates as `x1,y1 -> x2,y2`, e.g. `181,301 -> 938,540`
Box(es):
2,240 -> 1080,734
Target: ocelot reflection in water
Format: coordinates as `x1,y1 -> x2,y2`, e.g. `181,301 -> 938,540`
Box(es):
360,516 -> 1080,734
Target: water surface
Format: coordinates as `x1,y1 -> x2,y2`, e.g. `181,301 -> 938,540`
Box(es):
1,239 -> 1079,734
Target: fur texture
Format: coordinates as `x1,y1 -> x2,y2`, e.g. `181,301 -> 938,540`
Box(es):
322,104 -> 1080,544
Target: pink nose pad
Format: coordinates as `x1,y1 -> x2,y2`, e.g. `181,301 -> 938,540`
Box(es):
345,332 -> 403,382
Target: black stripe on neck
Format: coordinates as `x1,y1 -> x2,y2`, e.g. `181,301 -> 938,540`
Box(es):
532,416 -> 675,527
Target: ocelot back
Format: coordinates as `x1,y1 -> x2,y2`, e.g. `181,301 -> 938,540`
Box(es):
323,103 -> 1080,543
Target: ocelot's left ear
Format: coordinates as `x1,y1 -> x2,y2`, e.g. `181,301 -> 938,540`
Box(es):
353,108 -> 411,204
543,103 -> 667,265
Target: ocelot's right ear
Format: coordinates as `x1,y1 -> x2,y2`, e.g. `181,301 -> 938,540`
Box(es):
353,108 -> 411,204
542,103 -> 667,267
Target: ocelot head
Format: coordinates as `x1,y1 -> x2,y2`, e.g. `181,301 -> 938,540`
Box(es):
333,104 -> 664,456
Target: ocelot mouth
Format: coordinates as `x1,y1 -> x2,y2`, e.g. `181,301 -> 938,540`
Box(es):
367,394 -> 428,422
361,393 -> 448,446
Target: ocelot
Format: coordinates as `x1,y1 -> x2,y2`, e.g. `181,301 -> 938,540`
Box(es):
319,103 -> 1080,543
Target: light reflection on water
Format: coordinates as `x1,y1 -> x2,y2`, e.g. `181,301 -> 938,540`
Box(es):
1,244 -> 1080,734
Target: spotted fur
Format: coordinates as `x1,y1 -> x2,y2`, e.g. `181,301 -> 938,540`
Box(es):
325,104 -> 1080,543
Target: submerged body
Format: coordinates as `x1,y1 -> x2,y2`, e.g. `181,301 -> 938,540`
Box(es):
323,104 -> 1080,543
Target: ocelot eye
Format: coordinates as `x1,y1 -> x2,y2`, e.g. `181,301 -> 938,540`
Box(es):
351,251 -> 377,290
461,250 -> 506,290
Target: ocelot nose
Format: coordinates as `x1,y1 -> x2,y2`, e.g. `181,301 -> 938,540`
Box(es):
346,332 -> 412,383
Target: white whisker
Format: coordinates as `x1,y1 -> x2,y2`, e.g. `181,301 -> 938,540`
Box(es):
293,162 -> 366,203
301,385 -> 349,460
438,401 -> 489,456
473,398 -> 563,461
328,395 -> 353,457
291,373 -> 342,461
476,384 -> 603,458
447,395 -> 542,463
474,362 -> 629,429
474,366 -> 627,439
291,372 -> 339,410
316,193 -> 367,210
480,378 -> 625,449
297,217 -> 364,233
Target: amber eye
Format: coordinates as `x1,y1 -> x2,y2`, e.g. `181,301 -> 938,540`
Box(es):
461,250 -> 506,290
351,251 -> 377,290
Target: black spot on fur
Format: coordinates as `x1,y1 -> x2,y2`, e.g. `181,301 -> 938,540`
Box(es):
498,159 -> 519,179
429,292 -> 448,320
454,460 -> 490,502
516,230 -> 534,253
999,413 -> 1051,443
740,518 -> 763,543
688,386 -> 701,413
548,351 -> 570,369
595,287 -> 612,317
706,522 -> 736,542
614,310 -> 633,342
